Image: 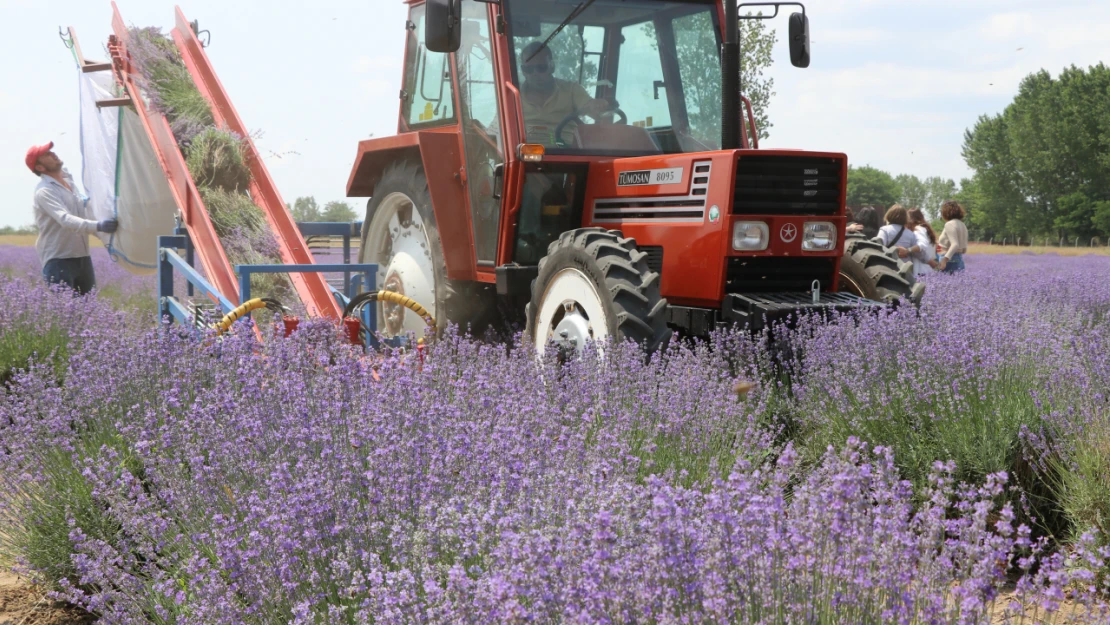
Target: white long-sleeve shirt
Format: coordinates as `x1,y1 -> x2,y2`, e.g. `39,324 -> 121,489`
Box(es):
33,168 -> 99,264
911,226 -> 935,275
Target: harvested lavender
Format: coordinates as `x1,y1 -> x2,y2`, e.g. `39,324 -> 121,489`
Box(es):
126,27 -> 298,310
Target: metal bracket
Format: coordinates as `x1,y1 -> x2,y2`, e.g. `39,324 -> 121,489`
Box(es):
96,97 -> 133,109
736,2 -> 806,20
189,19 -> 211,47
61,27 -> 113,73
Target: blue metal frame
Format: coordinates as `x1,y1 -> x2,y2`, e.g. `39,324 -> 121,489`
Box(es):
158,234 -> 237,326
296,221 -> 362,295
156,225 -> 379,346
237,263 -> 377,330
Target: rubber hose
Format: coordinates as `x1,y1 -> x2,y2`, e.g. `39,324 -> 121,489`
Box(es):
214,298 -> 285,335
343,290 -> 436,328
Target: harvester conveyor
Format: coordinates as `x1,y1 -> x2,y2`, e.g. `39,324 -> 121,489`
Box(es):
72,2 -> 348,323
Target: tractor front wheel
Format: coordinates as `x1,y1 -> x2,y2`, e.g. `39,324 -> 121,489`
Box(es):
526,228 -> 671,356
838,234 -> 924,304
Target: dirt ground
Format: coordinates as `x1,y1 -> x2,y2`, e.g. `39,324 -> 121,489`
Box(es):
0,571 -> 93,625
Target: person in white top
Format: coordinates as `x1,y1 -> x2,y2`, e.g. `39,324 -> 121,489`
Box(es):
27,141 -> 118,295
875,205 -> 920,255
907,208 -> 939,276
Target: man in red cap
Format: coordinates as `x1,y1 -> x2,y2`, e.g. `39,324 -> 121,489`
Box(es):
28,142 -> 118,295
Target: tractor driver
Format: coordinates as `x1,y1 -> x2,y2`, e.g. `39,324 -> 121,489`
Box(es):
519,41 -> 617,147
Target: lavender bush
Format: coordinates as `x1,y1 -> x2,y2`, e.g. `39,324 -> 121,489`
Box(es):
0,246 -> 156,385
0,254 -> 1108,623
788,256 -> 1110,524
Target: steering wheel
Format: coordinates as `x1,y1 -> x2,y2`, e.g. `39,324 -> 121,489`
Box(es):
553,105 -> 628,147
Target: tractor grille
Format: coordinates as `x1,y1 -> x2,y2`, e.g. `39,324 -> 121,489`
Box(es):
639,246 -> 664,274
733,156 -> 842,216
726,257 -> 836,293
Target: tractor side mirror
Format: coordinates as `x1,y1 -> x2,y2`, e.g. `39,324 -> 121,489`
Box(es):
426,0 -> 462,54
788,12 -> 810,68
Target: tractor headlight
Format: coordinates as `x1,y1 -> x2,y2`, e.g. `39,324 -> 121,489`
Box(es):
802,221 -> 837,251
733,221 -> 769,251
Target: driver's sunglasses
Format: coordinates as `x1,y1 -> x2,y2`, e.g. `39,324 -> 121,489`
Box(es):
523,62 -> 551,75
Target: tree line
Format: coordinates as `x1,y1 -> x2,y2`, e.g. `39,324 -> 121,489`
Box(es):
0,225 -> 38,235
286,197 -> 359,224
0,198 -> 357,235
960,63 -> 1110,242
847,165 -> 958,223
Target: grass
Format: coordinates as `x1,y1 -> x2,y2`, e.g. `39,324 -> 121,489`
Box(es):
0,326 -> 69,389
796,363 -> 1056,511
1049,420 -> 1110,575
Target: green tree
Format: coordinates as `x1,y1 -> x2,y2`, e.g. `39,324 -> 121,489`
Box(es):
962,63 -> 1110,239
321,201 -> 357,223
1092,201 -> 1110,238
962,112 -> 1035,238
738,15 -> 777,140
847,166 -> 900,209
895,174 -> 927,210
0,224 -> 37,235
922,176 -> 958,221
289,197 -> 321,223
953,176 -> 983,237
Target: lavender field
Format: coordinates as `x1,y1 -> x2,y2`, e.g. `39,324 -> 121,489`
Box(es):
1,246 -> 1109,624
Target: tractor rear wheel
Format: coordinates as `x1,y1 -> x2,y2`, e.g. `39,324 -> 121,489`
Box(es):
838,234 -> 923,304
526,228 -> 671,356
359,160 -> 492,337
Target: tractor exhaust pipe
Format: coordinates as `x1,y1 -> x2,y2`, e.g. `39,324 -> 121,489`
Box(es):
721,1 -> 741,150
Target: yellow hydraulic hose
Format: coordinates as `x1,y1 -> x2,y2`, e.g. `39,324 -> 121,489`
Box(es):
375,290 -> 436,328
214,298 -> 283,335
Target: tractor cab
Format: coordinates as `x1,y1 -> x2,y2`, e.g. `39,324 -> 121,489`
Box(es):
346,0 -> 918,352
489,0 -> 736,265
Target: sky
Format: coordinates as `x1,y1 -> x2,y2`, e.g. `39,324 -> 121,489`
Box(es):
1,0 -> 1106,227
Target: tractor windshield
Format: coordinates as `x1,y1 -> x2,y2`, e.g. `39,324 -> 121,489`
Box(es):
504,0 -> 723,156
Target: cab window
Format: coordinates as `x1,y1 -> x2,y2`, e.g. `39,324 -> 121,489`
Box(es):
402,4 -> 456,127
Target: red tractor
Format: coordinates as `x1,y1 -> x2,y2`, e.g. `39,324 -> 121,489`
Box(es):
346,0 -> 918,354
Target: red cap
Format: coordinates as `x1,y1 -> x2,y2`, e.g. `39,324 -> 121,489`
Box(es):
25,141 -> 54,174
